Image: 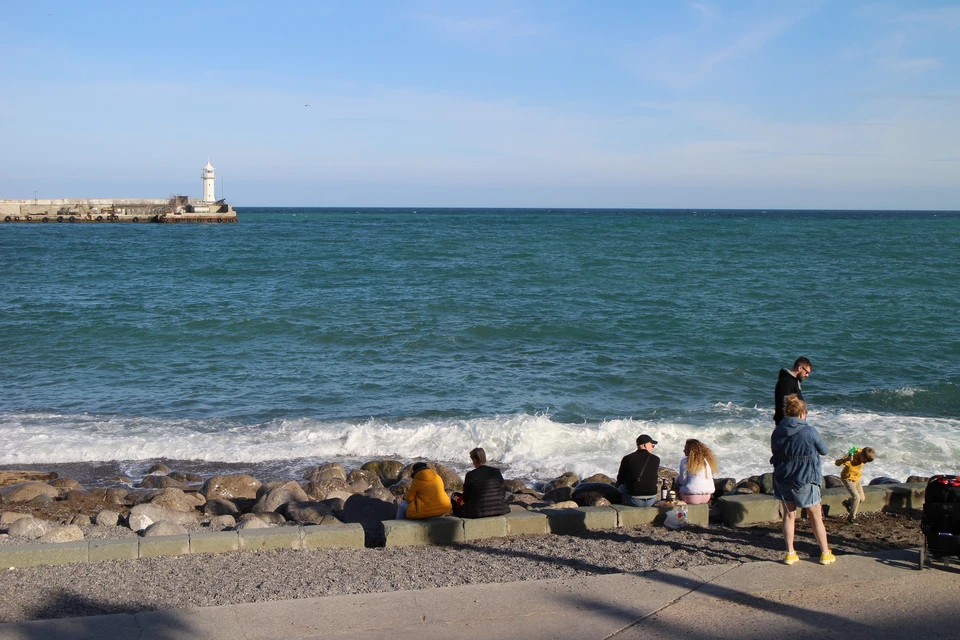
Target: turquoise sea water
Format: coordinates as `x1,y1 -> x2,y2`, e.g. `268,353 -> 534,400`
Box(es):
2,209 -> 959,483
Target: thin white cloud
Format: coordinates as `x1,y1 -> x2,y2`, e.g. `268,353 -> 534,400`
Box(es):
893,6 -> 960,29
411,10 -> 553,55
621,5 -> 816,88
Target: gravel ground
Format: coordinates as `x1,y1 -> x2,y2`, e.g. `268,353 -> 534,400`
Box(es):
0,511 -> 923,624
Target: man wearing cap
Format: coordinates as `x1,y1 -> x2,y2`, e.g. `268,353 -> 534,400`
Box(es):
616,434 -> 661,507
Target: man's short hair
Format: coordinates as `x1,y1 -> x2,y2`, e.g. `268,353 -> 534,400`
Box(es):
469,447 -> 486,465
793,356 -> 812,371
860,447 -> 876,462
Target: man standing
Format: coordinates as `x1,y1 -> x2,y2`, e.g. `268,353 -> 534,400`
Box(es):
616,434 -> 661,507
774,356 -> 812,425
459,447 -> 510,518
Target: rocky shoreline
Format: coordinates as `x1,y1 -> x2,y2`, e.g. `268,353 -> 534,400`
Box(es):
0,461 -> 927,623
0,459 -> 928,547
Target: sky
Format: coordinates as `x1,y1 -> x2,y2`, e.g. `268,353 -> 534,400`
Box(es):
1,1 -> 958,209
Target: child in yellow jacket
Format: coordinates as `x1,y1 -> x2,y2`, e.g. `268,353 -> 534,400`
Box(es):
835,447 -> 876,524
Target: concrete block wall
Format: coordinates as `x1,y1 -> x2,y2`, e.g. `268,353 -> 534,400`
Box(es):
1,484 -> 917,568
381,504 -> 703,547
0,523 -> 365,569
717,482 -> 925,527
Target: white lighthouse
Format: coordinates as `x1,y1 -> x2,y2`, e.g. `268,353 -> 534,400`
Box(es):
201,160 -> 216,202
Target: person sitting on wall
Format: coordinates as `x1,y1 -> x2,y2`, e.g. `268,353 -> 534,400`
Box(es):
396,462 -> 453,519
454,447 -> 510,519
676,439 -> 718,504
616,434 -> 661,507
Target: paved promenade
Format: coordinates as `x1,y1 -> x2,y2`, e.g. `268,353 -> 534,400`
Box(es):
1,549 -> 955,640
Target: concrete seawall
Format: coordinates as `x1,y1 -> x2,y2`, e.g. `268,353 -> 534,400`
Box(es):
1,199 -> 237,224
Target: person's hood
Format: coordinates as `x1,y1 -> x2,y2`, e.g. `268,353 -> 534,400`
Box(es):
413,468 -> 440,482
777,416 -> 809,436
778,368 -> 796,382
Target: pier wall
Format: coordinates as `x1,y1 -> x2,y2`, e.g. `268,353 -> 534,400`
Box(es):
1,198 -> 236,224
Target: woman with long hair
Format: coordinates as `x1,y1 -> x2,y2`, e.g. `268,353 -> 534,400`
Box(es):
676,439 -> 718,504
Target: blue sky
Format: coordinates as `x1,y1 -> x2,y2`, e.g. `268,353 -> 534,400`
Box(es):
1,1 -> 958,208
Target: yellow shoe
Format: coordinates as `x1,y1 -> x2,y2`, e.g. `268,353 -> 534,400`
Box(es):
819,551 -> 836,565
784,551 -> 800,565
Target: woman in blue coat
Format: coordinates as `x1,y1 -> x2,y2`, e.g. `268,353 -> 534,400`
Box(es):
771,394 -> 835,566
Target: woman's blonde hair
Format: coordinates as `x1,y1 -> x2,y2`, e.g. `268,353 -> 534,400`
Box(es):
684,439 -> 718,475
783,394 -> 806,418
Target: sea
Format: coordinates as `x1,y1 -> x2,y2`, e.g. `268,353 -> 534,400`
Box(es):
2,208 -> 959,487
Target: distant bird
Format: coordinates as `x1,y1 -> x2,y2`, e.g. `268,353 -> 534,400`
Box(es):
305,104 -> 310,107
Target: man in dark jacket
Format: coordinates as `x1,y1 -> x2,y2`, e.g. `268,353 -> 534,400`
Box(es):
774,356 -> 812,425
459,447 -> 510,519
616,434 -> 660,507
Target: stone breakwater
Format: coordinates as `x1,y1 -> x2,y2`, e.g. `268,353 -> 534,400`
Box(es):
0,461 -> 930,549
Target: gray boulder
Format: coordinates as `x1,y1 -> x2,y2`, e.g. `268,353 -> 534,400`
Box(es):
8,516 -> 54,539
824,475 -> 844,489
507,493 -> 539,506
283,500 -> 335,524
71,514 -> 92,526
39,525 -> 85,543
235,517 -> 272,530
139,475 -> 189,490
541,472 -> 580,494
869,477 -> 902,485
105,488 -> 129,505
347,469 -> 384,493
50,478 -> 84,493
0,482 -> 60,503
572,482 -> 623,506
542,486 -> 575,503
364,488 -> 395,502
204,498 -> 240,516
581,473 -> 615,485
732,480 -> 761,495
142,521 -> 188,537
504,479 -> 527,493
907,476 -> 930,484
147,488 -> 203,512
389,478 -> 412,497
303,478 -> 352,501
209,515 -> 236,529
303,462 -> 347,483
253,481 -> 310,513
1,512 -> 32,527
240,512 -> 286,525
200,474 -> 262,501
360,460 -> 405,483
713,478 -> 737,498
758,473 -> 775,494
168,471 -> 203,484
95,510 -> 121,527
128,503 -> 200,532
146,463 -> 171,475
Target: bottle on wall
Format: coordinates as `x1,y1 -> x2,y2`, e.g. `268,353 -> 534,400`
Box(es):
660,478 -> 669,501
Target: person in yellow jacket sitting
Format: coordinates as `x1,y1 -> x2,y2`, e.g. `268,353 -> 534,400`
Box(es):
396,462 -> 453,519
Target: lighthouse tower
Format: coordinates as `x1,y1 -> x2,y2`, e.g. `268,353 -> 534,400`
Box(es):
201,160 -> 216,202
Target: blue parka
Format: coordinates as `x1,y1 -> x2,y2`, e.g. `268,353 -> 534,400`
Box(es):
770,416 -> 828,489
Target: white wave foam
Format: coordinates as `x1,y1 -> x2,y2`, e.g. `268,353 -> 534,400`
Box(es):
1,408 -> 957,484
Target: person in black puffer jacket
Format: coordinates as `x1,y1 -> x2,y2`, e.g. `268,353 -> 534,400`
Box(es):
458,447 -> 510,519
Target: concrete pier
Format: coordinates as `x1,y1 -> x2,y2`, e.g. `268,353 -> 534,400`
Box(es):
0,198 -> 237,224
